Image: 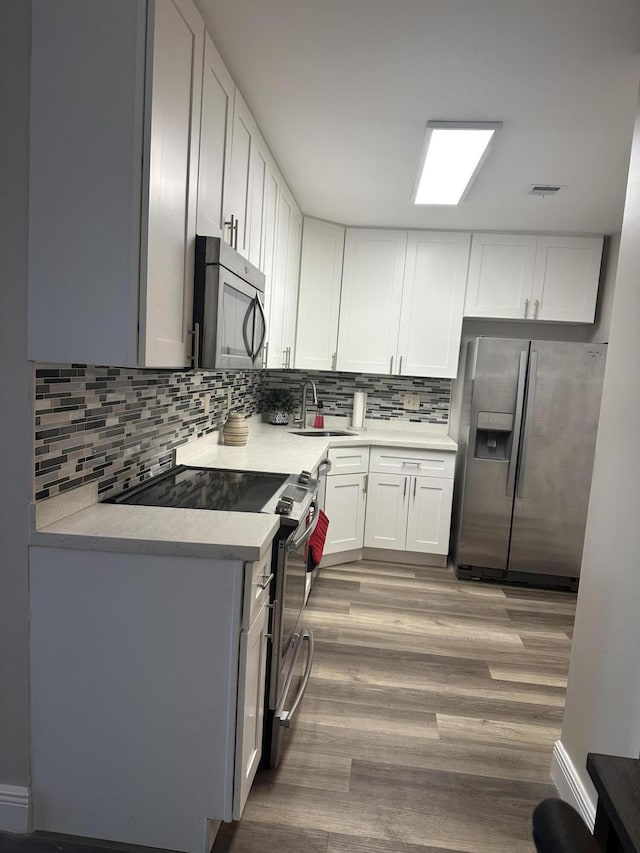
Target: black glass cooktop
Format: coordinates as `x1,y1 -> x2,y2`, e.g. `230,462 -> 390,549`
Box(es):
107,466 -> 290,513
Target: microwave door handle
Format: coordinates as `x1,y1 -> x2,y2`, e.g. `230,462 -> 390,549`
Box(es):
252,294 -> 267,361
241,300 -> 254,359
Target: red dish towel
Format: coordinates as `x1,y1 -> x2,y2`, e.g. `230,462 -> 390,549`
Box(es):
308,509 -> 330,569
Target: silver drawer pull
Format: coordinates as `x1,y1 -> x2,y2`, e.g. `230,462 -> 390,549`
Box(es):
256,572 -> 274,590
401,461 -> 421,468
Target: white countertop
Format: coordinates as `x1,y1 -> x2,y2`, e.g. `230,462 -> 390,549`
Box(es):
31,417 -> 456,561
176,417 -> 457,474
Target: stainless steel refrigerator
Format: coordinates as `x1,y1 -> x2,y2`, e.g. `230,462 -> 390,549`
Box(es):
455,337 -> 606,589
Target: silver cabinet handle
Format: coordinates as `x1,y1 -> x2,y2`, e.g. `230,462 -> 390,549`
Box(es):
399,355 -> 403,374
224,213 -> 235,246
403,477 -> 407,498
189,322 -> 200,368
390,355 -> 394,375
413,477 -> 417,499
263,340 -> 269,369
331,352 -> 337,371
363,473 -> 368,495
524,298 -> 530,319
281,347 -> 288,369
506,350 -> 528,498
533,298 -> 540,320
516,350 -> 538,498
256,572 -> 274,590
401,460 -> 420,468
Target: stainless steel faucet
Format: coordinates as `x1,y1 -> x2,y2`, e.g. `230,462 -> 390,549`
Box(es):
297,380 -> 317,428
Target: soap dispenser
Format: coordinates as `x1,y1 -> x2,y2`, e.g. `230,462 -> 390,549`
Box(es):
313,401 -> 325,429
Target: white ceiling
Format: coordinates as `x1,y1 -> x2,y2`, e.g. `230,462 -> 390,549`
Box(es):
195,0 -> 640,236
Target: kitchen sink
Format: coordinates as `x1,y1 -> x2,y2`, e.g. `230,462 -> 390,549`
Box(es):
290,430 -> 356,437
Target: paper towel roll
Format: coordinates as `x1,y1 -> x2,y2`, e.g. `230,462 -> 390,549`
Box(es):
351,391 -> 367,430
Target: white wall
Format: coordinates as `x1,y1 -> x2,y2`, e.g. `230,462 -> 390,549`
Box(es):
554,94 -> 640,813
589,232 -> 620,345
0,0 -> 32,800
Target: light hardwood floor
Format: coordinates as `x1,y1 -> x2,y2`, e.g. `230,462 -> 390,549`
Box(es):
213,561 -> 576,853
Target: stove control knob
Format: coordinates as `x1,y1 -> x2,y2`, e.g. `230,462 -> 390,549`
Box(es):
275,496 -> 294,515
297,470 -> 311,485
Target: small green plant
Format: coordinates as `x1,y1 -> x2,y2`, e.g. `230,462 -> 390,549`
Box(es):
264,387 -> 297,413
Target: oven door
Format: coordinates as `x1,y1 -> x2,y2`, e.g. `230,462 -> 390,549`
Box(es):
267,501 -> 318,767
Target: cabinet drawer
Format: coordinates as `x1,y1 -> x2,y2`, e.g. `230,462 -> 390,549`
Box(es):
242,553 -> 272,630
327,446 -> 370,475
369,446 -> 455,478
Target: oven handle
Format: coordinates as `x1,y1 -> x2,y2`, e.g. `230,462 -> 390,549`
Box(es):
286,499 -> 319,551
276,630 -> 314,728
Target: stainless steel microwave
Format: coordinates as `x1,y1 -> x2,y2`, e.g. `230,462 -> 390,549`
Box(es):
193,236 -> 267,369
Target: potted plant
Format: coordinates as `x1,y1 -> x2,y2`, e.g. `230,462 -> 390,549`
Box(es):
264,387 -> 297,425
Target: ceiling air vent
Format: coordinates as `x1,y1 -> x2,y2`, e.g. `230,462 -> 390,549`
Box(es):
529,184 -> 564,197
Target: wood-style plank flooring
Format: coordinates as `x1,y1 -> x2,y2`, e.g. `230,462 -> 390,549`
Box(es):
2,561 -> 575,853
213,560 -> 576,853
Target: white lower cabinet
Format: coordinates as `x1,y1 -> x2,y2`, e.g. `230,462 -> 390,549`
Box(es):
29,544 -> 274,853
363,472 -> 453,556
324,473 -> 368,555
363,472 -> 408,551
234,598 -> 269,819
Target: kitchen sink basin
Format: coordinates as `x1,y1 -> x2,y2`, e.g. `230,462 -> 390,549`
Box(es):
290,430 -> 356,437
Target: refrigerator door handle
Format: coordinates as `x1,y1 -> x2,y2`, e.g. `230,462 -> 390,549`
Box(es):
506,350 -> 529,498
516,350 -> 538,499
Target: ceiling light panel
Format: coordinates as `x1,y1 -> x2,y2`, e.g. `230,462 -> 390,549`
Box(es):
413,121 -> 502,206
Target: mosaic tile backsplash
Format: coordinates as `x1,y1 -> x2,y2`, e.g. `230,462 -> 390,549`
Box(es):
34,365 -> 261,501
263,370 -> 451,424
33,365 -> 451,502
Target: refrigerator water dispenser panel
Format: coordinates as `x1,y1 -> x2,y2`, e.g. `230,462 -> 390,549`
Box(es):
474,411 -> 514,460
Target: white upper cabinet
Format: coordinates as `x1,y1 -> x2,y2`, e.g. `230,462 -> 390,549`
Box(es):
464,233 -> 538,319
532,236 -> 604,323
196,32 -> 234,239
397,231 -> 471,378
337,229 -> 407,374
29,0 -> 204,368
464,232 -> 603,323
294,218 -> 345,371
225,89 -> 255,259
265,181 -> 301,368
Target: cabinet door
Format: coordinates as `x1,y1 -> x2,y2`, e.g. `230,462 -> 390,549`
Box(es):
464,233 -> 537,320
532,236 -> 603,323
247,132 -> 270,270
324,473 -> 367,555
141,0 -> 204,367
405,476 -> 453,556
233,602 -> 268,820
294,218 -> 345,371
225,89 -> 255,259
196,32 -> 234,238
398,231 -> 470,378
283,199 -> 303,364
363,473 -> 408,551
337,229 -> 406,374
260,161 -> 280,364
265,182 -> 292,367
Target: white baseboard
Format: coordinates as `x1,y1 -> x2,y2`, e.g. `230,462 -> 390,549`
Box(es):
551,740 -> 596,830
0,784 -> 31,833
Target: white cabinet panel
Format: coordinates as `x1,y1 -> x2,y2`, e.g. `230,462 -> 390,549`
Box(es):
405,476 -> 454,555
324,474 -> 367,555
363,473 -> 409,551
29,0 -> 204,368
197,32 -> 234,238
327,446 -> 370,476
233,602 -> 268,820
398,231 -> 470,378
337,229 -> 406,374
295,218 -> 345,371
266,182 -> 300,368
142,0 -> 204,367
225,90 -> 254,259
532,236 -> 603,323
464,233 -> 538,320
